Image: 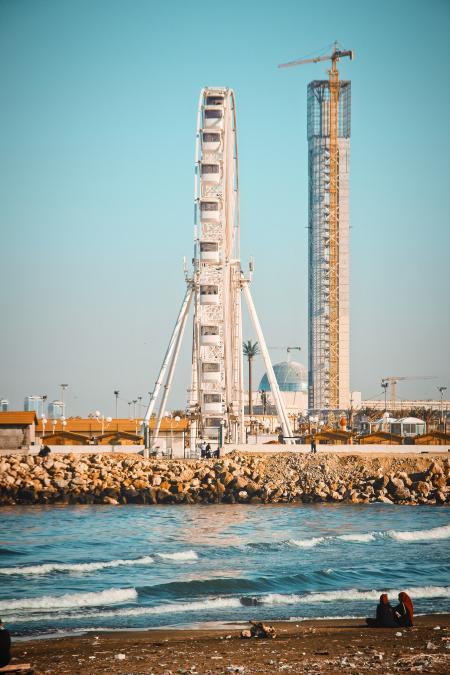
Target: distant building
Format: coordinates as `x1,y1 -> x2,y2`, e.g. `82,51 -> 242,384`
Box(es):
0,399 -> 8,412
257,361 -> 308,415
0,411 -> 38,449
24,396 -> 43,416
47,400 -> 64,419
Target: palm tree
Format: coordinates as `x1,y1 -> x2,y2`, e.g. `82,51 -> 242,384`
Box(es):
243,340 -> 260,416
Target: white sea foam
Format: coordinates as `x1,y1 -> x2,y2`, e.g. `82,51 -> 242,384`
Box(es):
387,524 -> 450,542
156,550 -> 198,561
0,556 -> 154,576
292,586 -> 450,604
290,532 -> 376,547
0,587 -> 137,612
7,596 -> 241,623
6,586 -> 450,624
337,533 -> 376,543
290,537 -> 325,548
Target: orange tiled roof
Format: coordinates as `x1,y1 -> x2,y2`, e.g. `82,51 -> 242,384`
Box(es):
0,411 -> 38,426
36,417 -> 189,433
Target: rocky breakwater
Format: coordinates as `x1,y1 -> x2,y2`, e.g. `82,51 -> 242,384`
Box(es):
0,452 -> 449,506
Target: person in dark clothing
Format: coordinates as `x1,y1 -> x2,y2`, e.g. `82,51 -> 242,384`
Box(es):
0,619 -> 11,668
394,592 -> 414,627
366,593 -> 397,627
38,445 -> 51,457
205,443 -> 211,458
310,435 -> 317,454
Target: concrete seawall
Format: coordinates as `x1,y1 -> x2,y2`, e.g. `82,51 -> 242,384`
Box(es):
0,451 -> 449,506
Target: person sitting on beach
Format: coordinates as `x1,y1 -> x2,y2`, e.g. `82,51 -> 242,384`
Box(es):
0,619 -> 11,668
366,593 -> 397,627
394,592 -> 414,627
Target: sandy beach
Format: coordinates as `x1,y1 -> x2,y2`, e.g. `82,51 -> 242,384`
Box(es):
10,615 -> 450,674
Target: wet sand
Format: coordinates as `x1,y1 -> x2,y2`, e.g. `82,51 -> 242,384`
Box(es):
11,615 -> 450,673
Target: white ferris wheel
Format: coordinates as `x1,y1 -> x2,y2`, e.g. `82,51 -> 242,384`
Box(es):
143,88 -> 293,454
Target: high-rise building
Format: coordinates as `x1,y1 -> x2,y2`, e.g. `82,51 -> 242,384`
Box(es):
0,399 -> 9,412
307,79 -> 351,410
24,395 -> 43,416
48,400 -> 64,419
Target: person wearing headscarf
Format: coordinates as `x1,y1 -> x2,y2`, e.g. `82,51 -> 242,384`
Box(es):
0,619 -> 11,668
366,593 -> 397,627
394,592 -> 414,627
376,593 -> 398,627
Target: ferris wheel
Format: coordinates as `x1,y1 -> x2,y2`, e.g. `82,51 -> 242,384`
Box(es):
143,88 -> 293,454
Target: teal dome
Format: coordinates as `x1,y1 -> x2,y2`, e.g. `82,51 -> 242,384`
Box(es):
259,361 -> 307,393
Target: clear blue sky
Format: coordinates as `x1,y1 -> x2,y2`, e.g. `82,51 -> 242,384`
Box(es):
1,0 -> 449,416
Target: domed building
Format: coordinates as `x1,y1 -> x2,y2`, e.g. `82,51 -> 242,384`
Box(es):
254,360 -> 308,417
259,361 -> 308,394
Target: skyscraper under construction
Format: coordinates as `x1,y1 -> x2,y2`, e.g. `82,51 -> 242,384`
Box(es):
307,78 -> 351,411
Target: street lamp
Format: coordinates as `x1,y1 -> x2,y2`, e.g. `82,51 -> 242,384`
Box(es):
438,386 -> 447,429
381,381 -> 389,411
42,417 -> 47,439
41,394 -> 47,419
114,390 -> 119,420
61,416 -> 67,440
60,384 -> 69,417
94,411 -> 112,436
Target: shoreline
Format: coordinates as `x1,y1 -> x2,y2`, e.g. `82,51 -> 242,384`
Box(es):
1,451 -> 449,506
11,615 -> 450,673
12,612 -> 450,642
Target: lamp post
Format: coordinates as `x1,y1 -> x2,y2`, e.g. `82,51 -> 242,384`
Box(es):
42,417 -> 47,440
114,390 -> 119,421
170,415 -> 181,458
60,384 -> 68,417
438,386 -> 447,430
61,416 -> 67,443
41,394 -> 47,419
94,411 -> 112,437
381,381 -> 388,412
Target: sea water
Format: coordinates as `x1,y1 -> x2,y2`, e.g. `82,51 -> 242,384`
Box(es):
0,504 -> 449,638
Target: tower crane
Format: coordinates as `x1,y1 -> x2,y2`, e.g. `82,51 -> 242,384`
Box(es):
381,376 -> 437,408
279,42 -> 354,409
269,346 -> 302,361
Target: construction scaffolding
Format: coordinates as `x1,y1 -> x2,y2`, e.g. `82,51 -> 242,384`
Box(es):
307,79 -> 351,411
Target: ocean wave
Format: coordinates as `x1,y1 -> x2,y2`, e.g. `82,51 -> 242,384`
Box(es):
337,533 -> 376,543
387,524 -> 450,542
289,532 -> 376,547
6,585 -> 450,624
156,551 -> 198,561
0,587 -> 137,612
140,576 -> 263,599
0,547 -> 25,557
7,596 -> 242,623
289,537 -> 325,548
282,585 -> 450,604
0,556 -> 154,576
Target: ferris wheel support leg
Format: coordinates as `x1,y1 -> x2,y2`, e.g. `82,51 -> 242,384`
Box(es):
142,285 -> 193,457
241,282 -> 294,444
151,288 -> 192,453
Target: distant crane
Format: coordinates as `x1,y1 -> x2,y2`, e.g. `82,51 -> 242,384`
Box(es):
381,376 -> 437,408
278,42 -> 354,408
269,346 -> 302,361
